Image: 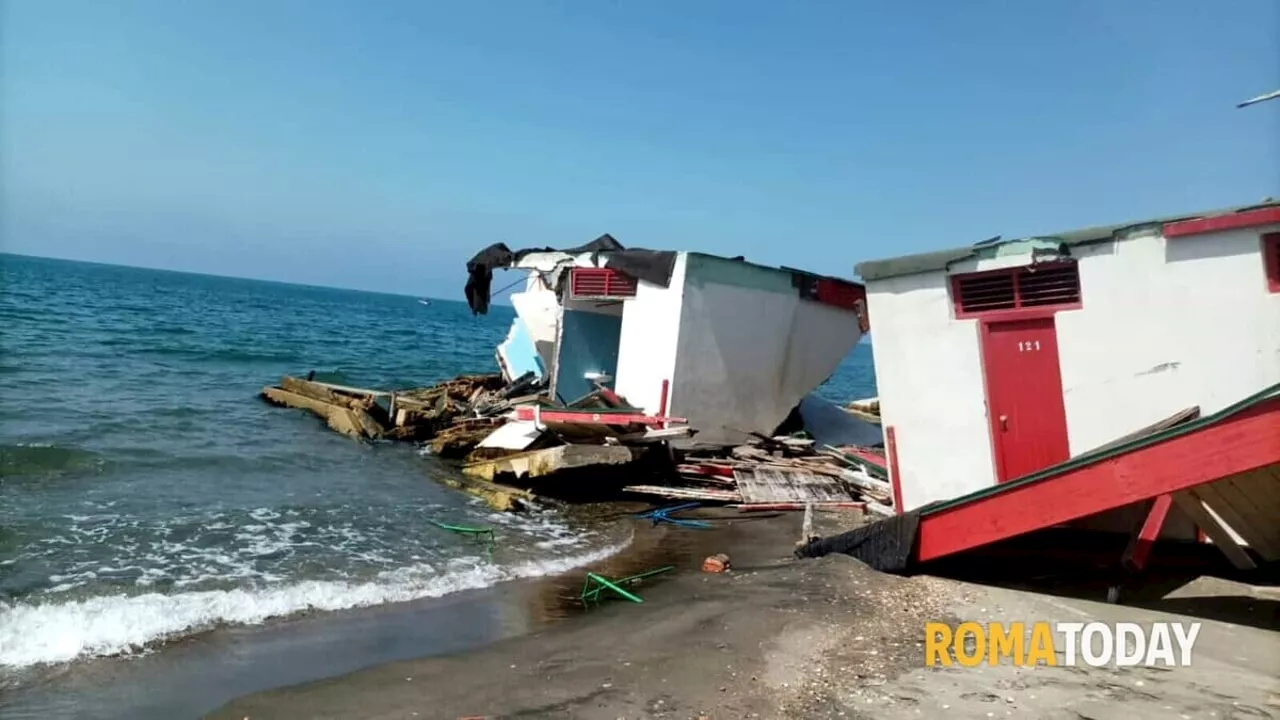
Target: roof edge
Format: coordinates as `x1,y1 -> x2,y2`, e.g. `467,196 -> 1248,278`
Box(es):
856,201 -> 1279,282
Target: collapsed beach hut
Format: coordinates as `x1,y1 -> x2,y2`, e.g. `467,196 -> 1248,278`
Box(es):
465,235 -> 871,447
819,203 -> 1280,574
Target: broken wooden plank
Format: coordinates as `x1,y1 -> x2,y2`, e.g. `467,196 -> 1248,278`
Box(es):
730,502 -> 866,512
429,421 -> 502,458
731,445 -> 773,462
1086,407 -> 1201,455
840,468 -> 893,502
303,379 -> 393,398
1171,490 -> 1257,570
733,466 -> 855,504
865,501 -> 896,518
820,445 -> 890,480
462,444 -> 635,482
622,485 -> 742,502
261,386 -> 383,439
616,426 -> 697,443
841,406 -> 882,425
477,420 -> 544,451
675,473 -> 738,488
434,473 -> 541,513
676,463 -> 736,479
280,376 -> 375,408
513,406 -> 686,426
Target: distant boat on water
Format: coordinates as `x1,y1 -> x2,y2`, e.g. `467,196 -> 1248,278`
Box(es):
417,298 -> 431,306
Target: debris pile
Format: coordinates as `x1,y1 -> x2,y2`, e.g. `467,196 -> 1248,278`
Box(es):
261,373 -> 891,516
261,377 -> 392,440
625,434 -> 895,516
261,372 -> 695,507
260,372 -> 546,453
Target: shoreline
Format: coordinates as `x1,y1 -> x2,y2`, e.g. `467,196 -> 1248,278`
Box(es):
0,506 -> 774,719
206,508 -> 957,719
10,505 -> 1274,719
207,510 -> 1280,720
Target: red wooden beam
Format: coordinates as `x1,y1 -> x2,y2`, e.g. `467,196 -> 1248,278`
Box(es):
514,406 -> 686,426
916,397 -> 1280,563
1163,207 -> 1280,238
1121,493 -> 1172,572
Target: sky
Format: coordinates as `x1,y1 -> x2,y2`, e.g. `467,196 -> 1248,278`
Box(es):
2,0 -> 1277,298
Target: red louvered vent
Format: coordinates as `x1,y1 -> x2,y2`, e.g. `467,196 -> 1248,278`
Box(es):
955,272 -> 1016,313
1017,264 -> 1081,307
1265,233 -> 1280,293
570,267 -> 638,299
953,262 -> 1081,317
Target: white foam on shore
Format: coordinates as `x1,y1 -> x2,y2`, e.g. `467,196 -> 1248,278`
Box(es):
0,535 -> 631,669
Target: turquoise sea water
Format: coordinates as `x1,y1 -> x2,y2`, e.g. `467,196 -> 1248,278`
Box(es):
0,253 -> 875,695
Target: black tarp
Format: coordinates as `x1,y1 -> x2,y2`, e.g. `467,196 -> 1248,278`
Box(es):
793,510 -> 922,573
463,234 -> 678,315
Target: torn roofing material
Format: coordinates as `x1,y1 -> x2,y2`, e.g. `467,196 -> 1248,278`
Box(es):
854,201 -> 1280,282
464,234 -> 677,315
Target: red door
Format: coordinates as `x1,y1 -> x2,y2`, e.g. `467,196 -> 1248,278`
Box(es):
980,317 -> 1070,482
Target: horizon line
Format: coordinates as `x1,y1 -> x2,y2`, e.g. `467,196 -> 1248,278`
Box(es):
0,250 -> 489,305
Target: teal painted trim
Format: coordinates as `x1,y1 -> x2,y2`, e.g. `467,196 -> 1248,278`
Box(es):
977,237 -> 1066,260
684,252 -> 795,294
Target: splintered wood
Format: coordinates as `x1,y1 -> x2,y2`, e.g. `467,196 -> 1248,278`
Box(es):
734,466 -> 851,504
625,435 -> 896,515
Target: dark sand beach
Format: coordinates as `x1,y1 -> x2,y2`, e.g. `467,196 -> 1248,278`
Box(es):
207,508 -> 947,720
208,510 -> 1280,720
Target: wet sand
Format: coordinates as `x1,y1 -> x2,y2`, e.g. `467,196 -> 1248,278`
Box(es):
1,505 -> 803,719
206,509 -> 955,719
208,510 -> 1280,720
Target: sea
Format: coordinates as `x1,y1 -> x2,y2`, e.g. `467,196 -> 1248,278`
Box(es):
0,253 -> 877,718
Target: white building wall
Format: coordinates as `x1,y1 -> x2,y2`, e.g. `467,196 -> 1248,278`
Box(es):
613,253 -> 688,415
866,224 -> 1280,518
865,272 -> 995,511
1056,227 -> 1280,453
668,254 -> 862,446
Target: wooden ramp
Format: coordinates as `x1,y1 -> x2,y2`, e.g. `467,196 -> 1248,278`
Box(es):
913,383 -> 1280,565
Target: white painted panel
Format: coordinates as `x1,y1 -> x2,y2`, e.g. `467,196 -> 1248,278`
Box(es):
1057,227 -> 1280,455
509,281 -> 561,373
613,254 -> 687,415
667,261 -> 861,446
865,271 -> 996,511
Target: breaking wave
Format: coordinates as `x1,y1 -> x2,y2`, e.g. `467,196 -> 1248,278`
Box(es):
0,535 -> 630,669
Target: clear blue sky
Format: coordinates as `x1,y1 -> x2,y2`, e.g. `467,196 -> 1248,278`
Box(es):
2,0 -> 1277,297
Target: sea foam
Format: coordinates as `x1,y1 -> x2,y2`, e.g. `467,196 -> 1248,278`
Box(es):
0,535 -> 630,669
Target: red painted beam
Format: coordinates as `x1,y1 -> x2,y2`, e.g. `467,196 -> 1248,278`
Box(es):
1121,493 -> 1172,572
916,397 -> 1280,563
513,406 -> 686,426
1163,207 -> 1280,238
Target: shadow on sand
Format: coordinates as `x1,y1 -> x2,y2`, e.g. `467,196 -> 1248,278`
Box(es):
920,528 -> 1280,632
